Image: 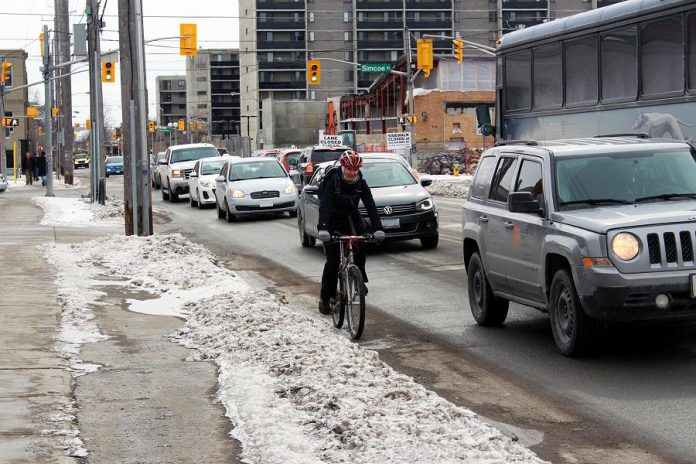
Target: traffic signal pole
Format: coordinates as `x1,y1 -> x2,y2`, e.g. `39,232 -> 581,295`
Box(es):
42,26 -> 55,196
405,27 -> 416,169
87,0 -> 106,204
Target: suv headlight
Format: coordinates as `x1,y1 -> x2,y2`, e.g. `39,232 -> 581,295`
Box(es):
611,232 -> 640,261
284,183 -> 296,194
417,198 -> 433,211
171,169 -> 183,178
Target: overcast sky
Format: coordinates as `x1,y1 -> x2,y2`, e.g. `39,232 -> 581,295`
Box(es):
1,0 -> 240,126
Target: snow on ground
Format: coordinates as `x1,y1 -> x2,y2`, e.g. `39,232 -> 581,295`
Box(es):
425,174 -> 473,198
34,197 -> 123,227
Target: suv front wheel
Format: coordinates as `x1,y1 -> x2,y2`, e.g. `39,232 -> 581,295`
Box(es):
549,268 -> 596,356
467,252 -> 509,326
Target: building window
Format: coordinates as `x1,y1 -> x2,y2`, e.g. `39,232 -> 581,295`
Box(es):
197,104 -> 207,109
344,51 -> 353,61
390,51 -> 398,61
196,76 -> 206,82
197,90 -> 206,96
178,80 -> 185,86
345,70 -> 354,82
308,11 -> 315,22
309,31 -> 315,41
343,11 -> 352,23
259,12 -> 266,22
452,122 -> 462,133
309,90 -> 316,100
344,31 -> 352,42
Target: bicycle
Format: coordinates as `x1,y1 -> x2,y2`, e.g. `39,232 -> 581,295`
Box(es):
329,233 -> 381,340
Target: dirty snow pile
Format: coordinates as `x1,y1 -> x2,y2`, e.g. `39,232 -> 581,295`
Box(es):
44,226 -> 544,463
34,196 -> 123,227
425,174 -> 473,198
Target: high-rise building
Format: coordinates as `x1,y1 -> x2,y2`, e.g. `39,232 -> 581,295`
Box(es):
186,49 -> 241,140
238,0 -> 626,148
155,76 -> 187,129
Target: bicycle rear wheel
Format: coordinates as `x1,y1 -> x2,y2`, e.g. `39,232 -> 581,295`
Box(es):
346,265 -> 366,340
332,272 -> 345,329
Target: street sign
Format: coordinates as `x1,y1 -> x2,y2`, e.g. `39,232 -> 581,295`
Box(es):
319,134 -> 343,147
387,132 -> 411,149
360,63 -> 392,73
2,118 -> 19,127
157,127 -> 173,133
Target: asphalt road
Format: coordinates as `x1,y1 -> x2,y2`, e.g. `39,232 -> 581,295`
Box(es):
98,170 -> 696,463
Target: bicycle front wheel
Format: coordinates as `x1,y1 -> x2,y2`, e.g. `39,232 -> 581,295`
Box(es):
346,265 -> 366,340
332,271 -> 345,329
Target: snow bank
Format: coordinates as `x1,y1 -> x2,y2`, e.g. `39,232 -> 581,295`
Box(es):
33,197 -> 123,227
426,175 -> 473,198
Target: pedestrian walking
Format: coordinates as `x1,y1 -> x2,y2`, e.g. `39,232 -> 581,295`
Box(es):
32,152 -> 40,181
22,151 -> 33,185
38,151 -> 47,185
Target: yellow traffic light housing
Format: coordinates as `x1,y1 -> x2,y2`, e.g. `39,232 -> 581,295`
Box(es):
189,120 -> 194,131
27,106 -> 39,118
178,119 -> 184,131
452,38 -> 463,64
307,59 -> 321,85
86,119 -> 91,130
417,39 -> 433,78
180,24 -> 197,56
1,61 -> 12,84
102,61 -> 115,83
148,121 -> 156,133
197,120 -> 203,130
51,107 -> 59,117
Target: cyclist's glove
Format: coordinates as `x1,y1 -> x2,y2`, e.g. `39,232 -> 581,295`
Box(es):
318,230 -> 331,243
373,230 -> 385,242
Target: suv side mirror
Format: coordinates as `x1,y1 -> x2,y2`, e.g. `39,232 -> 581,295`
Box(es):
420,178 -> 432,187
508,192 -> 542,215
303,185 -> 319,195
158,160 -> 167,165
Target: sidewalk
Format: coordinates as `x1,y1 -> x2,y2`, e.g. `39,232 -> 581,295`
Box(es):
0,187 -> 241,463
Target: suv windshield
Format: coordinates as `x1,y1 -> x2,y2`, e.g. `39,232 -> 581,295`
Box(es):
171,147 -> 219,163
361,162 -> 416,188
555,149 -> 696,208
229,161 -> 286,181
201,159 -> 226,175
311,149 -> 343,164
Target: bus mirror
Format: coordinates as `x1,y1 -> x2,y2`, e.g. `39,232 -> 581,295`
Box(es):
480,123 -> 495,137
475,106 -> 491,125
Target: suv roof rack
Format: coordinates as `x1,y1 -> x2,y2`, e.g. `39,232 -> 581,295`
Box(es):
494,140 -> 538,147
594,133 -> 650,139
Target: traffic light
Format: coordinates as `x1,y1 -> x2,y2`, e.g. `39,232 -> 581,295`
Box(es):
307,59 -> 321,85
180,23 -> 197,56
101,61 -> 115,83
189,120 -> 194,131
27,106 -> 38,118
452,38 -> 463,64
38,126 -> 43,136
417,39 -> 433,77
39,33 -> 45,57
148,121 -> 155,133
197,119 -> 203,130
51,107 -> 59,117
1,61 -> 11,84
178,119 -> 184,131
86,119 -> 91,130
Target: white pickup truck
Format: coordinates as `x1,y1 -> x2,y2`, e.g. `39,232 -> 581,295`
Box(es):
158,143 -> 221,202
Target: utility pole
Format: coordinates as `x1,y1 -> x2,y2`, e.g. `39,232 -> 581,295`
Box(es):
0,56 -> 6,177
404,27 -> 416,169
86,0 -> 105,203
42,26 -> 55,196
55,0 -> 74,185
118,0 -> 152,236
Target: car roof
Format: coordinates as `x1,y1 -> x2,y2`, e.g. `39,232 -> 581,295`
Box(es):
229,156 -> 280,164
493,137 -> 691,158
169,143 -> 216,151
199,155 -> 230,163
312,145 -> 350,151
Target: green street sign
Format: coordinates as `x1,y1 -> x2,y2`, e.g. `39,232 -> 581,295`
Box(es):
360,63 -> 392,73
157,127 -> 173,133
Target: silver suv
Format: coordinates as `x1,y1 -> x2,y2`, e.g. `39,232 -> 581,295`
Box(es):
462,137 -> 696,356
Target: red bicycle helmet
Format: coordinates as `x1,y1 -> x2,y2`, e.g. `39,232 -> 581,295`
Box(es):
339,150 -> 363,168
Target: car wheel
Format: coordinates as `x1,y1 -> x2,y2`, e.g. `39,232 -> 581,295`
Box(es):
289,209 -> 298,218
216,200 -> 225,219
197,190 -> 204,209
154,176 -> 160,190
420,234 -> 439,249
161,183 -> 169,201
549,268 -> 597,357
106,173 -> 109,178
189,190 -> 197,208
298,212 -> 315,247
225,200 -> 237,223
467,252 -> 509,326
168,179 -> 179,202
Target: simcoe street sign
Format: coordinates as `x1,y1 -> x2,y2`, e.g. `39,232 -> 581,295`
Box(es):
360,63 -> 392,73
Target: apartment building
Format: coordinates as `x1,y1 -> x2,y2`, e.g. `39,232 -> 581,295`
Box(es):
238,0 -> 626,148
185,49 -> 241,139
155,76 -> 187,128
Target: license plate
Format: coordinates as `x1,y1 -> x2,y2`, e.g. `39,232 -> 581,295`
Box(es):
259,200 -> 273,208
382,218 -> 400,229
691,274 -> 696,298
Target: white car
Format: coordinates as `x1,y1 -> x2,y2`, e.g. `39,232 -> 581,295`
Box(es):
157,143 -> 221,202
0,174 -> 7,193
188,156 -> 236,208
214,157 -> 299,222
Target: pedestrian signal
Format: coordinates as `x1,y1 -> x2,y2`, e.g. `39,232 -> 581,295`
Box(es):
102,61 -> 115,83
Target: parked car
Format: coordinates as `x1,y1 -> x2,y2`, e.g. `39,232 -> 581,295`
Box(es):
297,157 -> 438,248
158,143 -> 221,202
297,145 -> 350,187
214,157 -> 298,222
0,173 -> 7,193
216,147 -> 229,155
152,152 -> 167,189
188,156 -> 234,209
105,156 -> 124,177
462,136 -> 696,356
73,152 -> 90,169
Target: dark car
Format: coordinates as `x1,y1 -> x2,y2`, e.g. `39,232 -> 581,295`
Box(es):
216,147 -> 229,155
297,158 -> 438,248
297,145 -> 350,187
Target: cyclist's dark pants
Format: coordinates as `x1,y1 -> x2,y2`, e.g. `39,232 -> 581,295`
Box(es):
320,242 -> 368,303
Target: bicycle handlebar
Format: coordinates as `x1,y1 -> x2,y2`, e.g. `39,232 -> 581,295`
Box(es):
330,233 -> 383,243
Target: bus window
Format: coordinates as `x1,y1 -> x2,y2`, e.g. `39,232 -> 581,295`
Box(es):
601,26 -> 637,102
641,16 -> 683,97
688,13 -> 696,90
533,43 -> 562,109
505,50 -> 531,112
565,35 -> 598,106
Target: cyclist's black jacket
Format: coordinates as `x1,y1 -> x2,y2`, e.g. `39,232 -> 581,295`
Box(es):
318,168 -> 382,235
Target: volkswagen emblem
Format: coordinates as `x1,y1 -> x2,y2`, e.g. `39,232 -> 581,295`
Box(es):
689,215 -> 696,221
383,205 -> 393,215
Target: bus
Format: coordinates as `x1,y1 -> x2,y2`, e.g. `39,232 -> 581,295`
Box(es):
480,0 -> 696,142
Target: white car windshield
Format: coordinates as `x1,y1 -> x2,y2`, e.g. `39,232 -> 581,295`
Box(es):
361,162 -> 416,188
201,160 -> 226,175
171,147 -> 220,163
229,161 -> 286,181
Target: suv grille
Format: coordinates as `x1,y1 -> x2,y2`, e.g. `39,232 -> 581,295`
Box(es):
359,203 -> 416,216
250,190 -> 280,199
184,168 -> 193,179
646,231 -> 695,265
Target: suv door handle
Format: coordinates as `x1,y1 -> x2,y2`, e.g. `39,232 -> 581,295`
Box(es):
479,215 -> 489,223
504,221 -> 515,229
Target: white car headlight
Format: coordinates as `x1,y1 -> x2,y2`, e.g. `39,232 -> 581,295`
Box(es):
284,183 -> 296,194
201,180 -> 215,188
417,198 -> 433,211
226,187 -> 245,198
611,232 -> 640,261
171,169 -> 183,178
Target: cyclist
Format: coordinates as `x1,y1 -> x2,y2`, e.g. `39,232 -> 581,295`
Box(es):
317,150 -> 384,315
